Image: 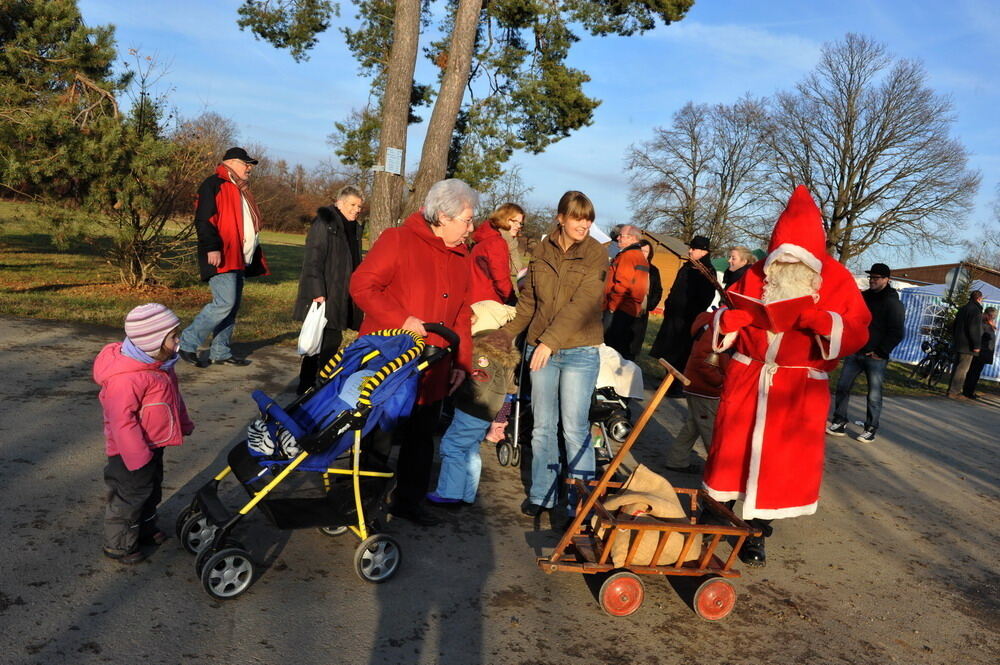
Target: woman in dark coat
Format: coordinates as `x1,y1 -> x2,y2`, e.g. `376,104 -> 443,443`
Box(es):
963,307 -> 997,399
292,186 -> 364,395
649,235 -> 716,396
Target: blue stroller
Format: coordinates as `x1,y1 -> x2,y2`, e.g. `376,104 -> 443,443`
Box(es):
176,325 -> 458,600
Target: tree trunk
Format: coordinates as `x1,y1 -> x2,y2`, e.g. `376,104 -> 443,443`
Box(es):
367,0 -> 421,243
402,0 -> 482,217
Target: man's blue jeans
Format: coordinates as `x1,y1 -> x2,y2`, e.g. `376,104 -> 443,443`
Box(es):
434,408 -> 491,503
833,353 -> 888,431
179,271 -> 244,362
526,345 -> 600,509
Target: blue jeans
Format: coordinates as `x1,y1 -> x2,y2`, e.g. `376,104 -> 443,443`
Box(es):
180,271 -> 244,362
434,408 -> 491,503
526,344 -> 600,509
833,353 -> 888,431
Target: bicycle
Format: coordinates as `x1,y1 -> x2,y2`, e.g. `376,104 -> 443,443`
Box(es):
910,338 -> 953,387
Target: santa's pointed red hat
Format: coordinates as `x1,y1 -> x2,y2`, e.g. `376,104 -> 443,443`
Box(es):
764,185 -> 827,274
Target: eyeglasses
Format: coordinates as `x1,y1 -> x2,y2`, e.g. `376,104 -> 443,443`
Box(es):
448,214 -> 474,225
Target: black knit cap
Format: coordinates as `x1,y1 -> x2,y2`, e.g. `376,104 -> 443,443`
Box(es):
223,147 -> 259,164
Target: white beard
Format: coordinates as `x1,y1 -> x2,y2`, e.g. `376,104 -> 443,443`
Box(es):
763,261 -> 822,303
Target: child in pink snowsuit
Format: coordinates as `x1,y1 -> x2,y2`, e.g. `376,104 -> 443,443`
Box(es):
94,303 -> 194,564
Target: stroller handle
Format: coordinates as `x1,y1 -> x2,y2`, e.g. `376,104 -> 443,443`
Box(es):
422,323 -> 459,350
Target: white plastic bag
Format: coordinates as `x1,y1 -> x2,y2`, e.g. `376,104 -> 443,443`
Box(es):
297,301 -> 327,356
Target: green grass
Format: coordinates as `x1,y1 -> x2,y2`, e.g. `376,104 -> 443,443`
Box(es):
0,200 -> 305,346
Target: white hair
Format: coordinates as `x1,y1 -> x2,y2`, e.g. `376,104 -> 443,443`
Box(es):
763,261 -> 822,303
423,179 -> 479,226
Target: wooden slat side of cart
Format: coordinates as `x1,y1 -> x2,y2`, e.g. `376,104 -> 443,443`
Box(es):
536,359 -> 762,620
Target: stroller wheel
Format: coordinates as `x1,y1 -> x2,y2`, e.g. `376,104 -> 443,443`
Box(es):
174,504 -> 199,540
318,526 -> 350,537
510,444 -> 521,467
180,513 -> 217,555
200,548 -> 256,600
196,539 -> 245,576
496,441 -> 512,467
354,534 -> 401,583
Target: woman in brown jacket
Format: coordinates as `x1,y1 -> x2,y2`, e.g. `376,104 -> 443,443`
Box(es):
502,191 -> 608,519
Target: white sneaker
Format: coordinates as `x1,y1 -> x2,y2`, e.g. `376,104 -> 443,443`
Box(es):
826,421 -> 848,436
855,428 -> 876,443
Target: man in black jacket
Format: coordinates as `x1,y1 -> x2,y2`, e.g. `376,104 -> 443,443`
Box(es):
649,235 -> 716,397
292,185 -> 364,394
947,290 -> 985,399
827,263 -> 905,442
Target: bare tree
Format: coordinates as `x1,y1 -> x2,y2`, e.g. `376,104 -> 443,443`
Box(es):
764,33 -> 980,262
626,97 -> 769,249
962,182 -> 1000,269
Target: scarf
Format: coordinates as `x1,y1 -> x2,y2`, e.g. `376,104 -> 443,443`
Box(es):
224,165 -> 263,233
500,229 -> 524,279
122,337 -> 179,370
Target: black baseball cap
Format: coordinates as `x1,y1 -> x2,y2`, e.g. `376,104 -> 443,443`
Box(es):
865,263 -> 891,278
689,235 -> 710,251
223,147 -> 259,165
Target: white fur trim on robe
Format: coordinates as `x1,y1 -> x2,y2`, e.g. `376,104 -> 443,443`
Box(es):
814,310 -> 843,360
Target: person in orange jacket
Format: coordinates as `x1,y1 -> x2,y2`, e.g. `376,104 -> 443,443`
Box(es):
603,224 -> 649,359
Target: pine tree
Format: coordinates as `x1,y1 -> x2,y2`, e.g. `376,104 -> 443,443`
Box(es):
0,0 -> 129,204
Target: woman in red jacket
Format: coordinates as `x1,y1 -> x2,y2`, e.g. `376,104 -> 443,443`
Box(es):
349,178 -> 478,526
468,203 -> 525,305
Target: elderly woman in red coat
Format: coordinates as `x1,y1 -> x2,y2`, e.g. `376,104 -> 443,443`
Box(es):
349,179 -> 477,526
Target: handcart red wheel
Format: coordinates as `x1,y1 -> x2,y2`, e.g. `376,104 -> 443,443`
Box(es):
599,571 -> 645,617
692,576 -> 736,621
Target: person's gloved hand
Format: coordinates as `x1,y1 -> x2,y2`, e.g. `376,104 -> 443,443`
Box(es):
719,309 -> 753,333
796,309 -> 833,335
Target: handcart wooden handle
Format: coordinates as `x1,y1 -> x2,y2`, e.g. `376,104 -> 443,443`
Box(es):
547,359 -> 689,564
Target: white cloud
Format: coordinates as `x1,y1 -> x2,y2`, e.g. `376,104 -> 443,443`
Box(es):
654,21 -> 822,71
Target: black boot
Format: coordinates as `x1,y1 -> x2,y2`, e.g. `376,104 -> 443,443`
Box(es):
738,518 -> 772,567
738,535 -> 766,567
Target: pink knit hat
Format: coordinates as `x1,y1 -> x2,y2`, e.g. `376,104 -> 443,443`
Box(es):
125,303 -> 181,355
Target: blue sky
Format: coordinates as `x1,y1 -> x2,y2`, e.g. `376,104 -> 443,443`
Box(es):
77,0 -> 999,266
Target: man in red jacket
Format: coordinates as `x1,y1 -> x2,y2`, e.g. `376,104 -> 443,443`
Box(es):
603,224 -> 649,359
179,147 -> 269,368
350,179 -> 477,526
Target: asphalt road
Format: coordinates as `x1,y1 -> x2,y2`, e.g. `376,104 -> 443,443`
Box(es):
0,316 -> 996,665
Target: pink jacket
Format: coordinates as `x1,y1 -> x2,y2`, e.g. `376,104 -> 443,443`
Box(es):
93,343 -> 194,470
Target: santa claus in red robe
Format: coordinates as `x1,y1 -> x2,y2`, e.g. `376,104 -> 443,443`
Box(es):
704,185 -> 870,566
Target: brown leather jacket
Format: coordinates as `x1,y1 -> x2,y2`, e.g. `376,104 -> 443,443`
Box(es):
504,228 -> 607,352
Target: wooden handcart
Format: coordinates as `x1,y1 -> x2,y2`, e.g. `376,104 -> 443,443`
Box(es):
537,359 -> 761,620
